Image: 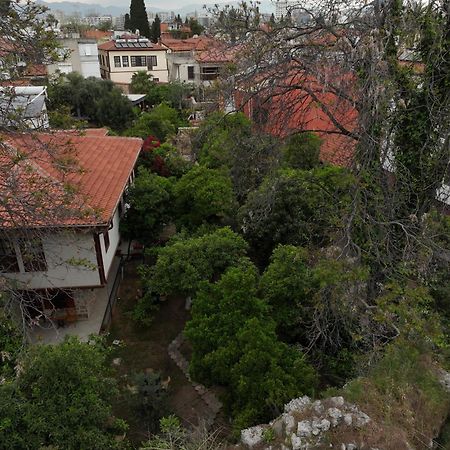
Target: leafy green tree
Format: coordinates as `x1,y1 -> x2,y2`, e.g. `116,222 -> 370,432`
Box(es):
121,168 -> 175,245
185,263 -> 317,428
195,112 -> 253,167
282,132 -> 322,170
189,18 -> 204,35
141,227 -> 248,297
195,112 -> 280,202
238,166 -> 354,261
48,105 -> 87,129
130,74 -> 192,109
153,143 -> 192,178
47,73 -> 135,130
125,103 -> 184,141
230,318 -> 317,429
259,245 -> 312,341
98,19 -> 112,31
0,337 -> 127,450
95,88 -> 136,131
129,0 -> 151,38
173,166 -> 236,228
0,309 -> 22,380
130,70 -> 155,94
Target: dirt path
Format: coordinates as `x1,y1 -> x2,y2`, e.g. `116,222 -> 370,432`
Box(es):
107,260 -> 216,444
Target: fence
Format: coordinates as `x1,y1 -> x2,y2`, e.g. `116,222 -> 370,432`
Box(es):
100,255 -> 124,331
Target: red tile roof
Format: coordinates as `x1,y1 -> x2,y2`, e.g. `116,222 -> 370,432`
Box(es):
236,69 -> 358,167
161,36 -> 217,52
1,133 -> 142,228
82,30 -> 113,41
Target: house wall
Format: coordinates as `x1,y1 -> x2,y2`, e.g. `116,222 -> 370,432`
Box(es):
47,39 -> 101,78
99,208 -> 121,279
2,230 -> 101,290
166,52 -> 199,84
98,49 -> 169,85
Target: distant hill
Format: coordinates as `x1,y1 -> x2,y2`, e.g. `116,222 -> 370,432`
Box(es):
37,0 -> 274,17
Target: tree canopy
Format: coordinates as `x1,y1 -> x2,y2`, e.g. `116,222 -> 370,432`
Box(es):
173,166 -> 236,229
185,262 -> 317,429
238,166 -> 354,261
141,227 -> 248,297
0,337 -> 126,450
129,0 -> 151,38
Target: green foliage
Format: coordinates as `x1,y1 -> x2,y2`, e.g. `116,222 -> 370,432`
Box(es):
239,166 -> 354,261
259,245 -> 312,341
195,112 -> 279,202
121,168 -> 175,245
141,227 -> 248,297
130,73 -> 193,109
189,18 -> 205,35
96,89 -> 137,131
140,415 -> 224,450
173,165 -> 236,228
0,336 -> 126,450
282,132 -> 322,170
130,70 -> 155,95
339,340 -> 450,448
47,73 -> 135,131
125,104 -> 185,141
132,371 -> 168,431
128,291 -> 160,327
154,143 -> 192,178
262,428 -> 275,443
185,263 -> 317,429
195,112 -> 253,167
259,246 -> 367,383
48,105 -> 86,129
0,310 -> 22,380
151,15 -> 161,42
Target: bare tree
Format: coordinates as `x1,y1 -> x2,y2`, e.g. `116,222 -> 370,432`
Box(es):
0,1 -> 95,337
207,0 -> 450,356
212,0 -> 449,283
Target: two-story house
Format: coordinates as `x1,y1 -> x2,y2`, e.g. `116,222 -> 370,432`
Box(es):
47,35 -> 101,78
0,130 -> 142,337
161,36 -> 233,87
98,38 -> 169,91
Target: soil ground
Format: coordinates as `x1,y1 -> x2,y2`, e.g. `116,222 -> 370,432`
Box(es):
107,259 -> 213,445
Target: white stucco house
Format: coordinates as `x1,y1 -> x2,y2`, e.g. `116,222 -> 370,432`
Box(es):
0,130 -> 142,338
98,38 -> 169,91
47,37 -> 102,78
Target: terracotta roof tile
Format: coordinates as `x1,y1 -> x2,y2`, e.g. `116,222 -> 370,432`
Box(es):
1,133 -> 142,228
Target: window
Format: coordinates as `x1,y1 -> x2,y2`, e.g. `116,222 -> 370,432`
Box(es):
114,56 -> 121,67
18,238 -> 47,272
153,78 -> 159,82
122,56 -> 129,67
130,55 -> 147,67
200,66 -> 219,81
187,66 -> 195,80
0,239 -> 19,272
147,55 -> 157,68
103,231 -> 110,252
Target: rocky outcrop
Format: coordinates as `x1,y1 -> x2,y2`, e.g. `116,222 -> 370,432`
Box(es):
239,396 -> 371,450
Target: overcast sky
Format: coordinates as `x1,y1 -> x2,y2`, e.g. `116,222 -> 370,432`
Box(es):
41,0 -> 263,11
